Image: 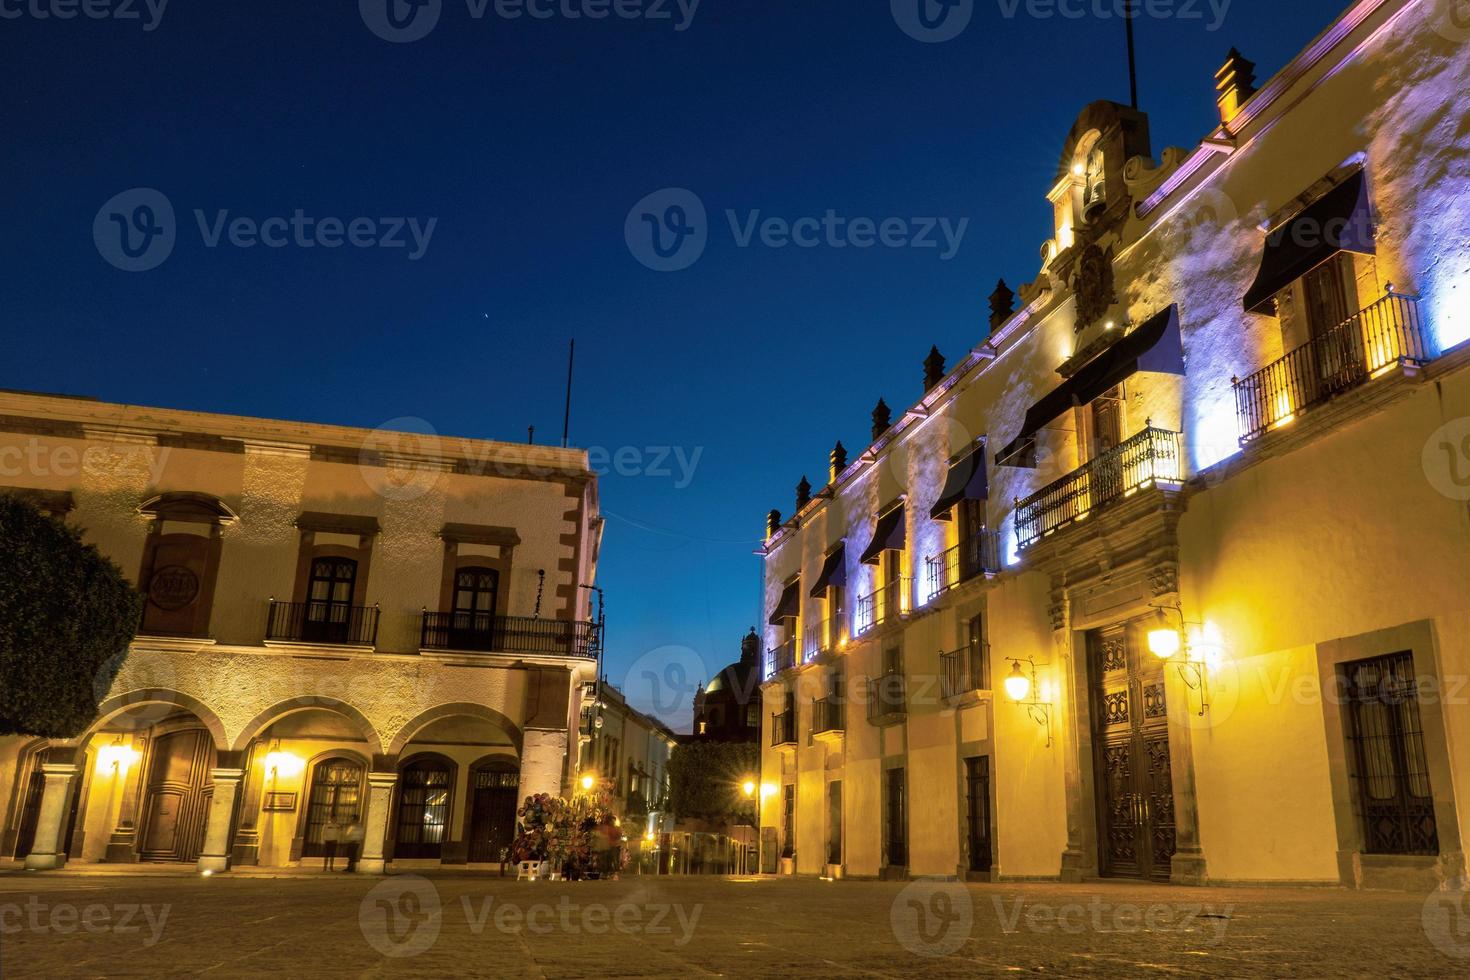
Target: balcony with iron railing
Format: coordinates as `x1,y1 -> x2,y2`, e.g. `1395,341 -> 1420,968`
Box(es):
812,697 -> 845,741
764,637 -> 798,681
855,578 -> 910,637
770,709 -> 797,747
866,671 -> 907,726
803,615 -> 845,661
266,600 -> 379,647
1233,291 -> 1430,442
420,611 -> 601,659
941,643 -> 990,701
1015,425 -> 1183,550
925,529 -> 1002,602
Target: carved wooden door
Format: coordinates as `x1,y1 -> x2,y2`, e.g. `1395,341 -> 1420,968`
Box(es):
1090,623 -> 1176,880
139,729 -> 214,863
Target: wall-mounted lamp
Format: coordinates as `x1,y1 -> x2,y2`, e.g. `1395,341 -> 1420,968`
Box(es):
96,735 -> 140,775
1004,659 -> 1053,747
263,738 -> 304,781
1148,603 -> 1211,716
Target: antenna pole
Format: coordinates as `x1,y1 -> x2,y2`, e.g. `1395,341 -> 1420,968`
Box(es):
562,339 -> 575,449
1125,0 -> 1139,109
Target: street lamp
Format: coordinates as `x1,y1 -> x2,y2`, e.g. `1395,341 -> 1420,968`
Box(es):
742,778 -> 761,874
1003,659 -> 1053,747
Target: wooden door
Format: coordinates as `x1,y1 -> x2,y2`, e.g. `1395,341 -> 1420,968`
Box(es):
139,729 -> 214,863
1090,624 -> 1176,881
467,767 -> 519,863
965,756 -> 992,873
12,766 -> 45,859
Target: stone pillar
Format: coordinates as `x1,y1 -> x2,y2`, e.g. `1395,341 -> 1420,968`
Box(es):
231,744 -> 267,866
197,768 -> 245,873
1165,669 -> 1209,885
519,729 -> 570,799
357,772 -> 398,874
23,764 -> 79,870
1055,593 -> 1092,883
104,736 -> 147,863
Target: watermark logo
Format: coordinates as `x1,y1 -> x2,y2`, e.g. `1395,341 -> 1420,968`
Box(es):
622,644 -> 707,720
360,0 -> 443,42
0,899 -> 171,947
892,0 -> 973,42
1424,418 -> 1470,501
995,0 -> 1231,31
992,895 -> 1233,941
1430,0 -> 1470,43
626,188 -> 707,272
94,188 -> 176,272
360,875 -> 442,958
1423,877 -> 1470,958
891,880 -> 973,957
359,417 -> 444,502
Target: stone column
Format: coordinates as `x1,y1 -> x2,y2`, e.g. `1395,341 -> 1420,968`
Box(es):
104,736 -> 147,863
357,772 -> 398,874
519,729 -> 570,800
231,744 -> 267,866
1054,591 -> 1092,883
197,768 -> 245,873
1165,668 -> 1209,885
23,764 -> 79,870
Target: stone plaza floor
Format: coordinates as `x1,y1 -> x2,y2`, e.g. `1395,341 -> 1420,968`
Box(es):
0,869 -> 1466,977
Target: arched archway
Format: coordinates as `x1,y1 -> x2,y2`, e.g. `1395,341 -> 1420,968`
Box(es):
386,702 -> 522,757
294,750 -> 370,861
391,752 -> 457,860
464,753 -> 522,865
231,696 -> 383,756
91,689 -> 229,751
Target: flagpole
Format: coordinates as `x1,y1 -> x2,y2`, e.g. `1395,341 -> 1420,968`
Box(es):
1125,0 -> 1139,109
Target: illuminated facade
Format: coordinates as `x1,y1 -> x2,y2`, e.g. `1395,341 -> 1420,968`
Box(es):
578,680 -> 678,837
759,0 -> 1470,889
0,390 -> 604,872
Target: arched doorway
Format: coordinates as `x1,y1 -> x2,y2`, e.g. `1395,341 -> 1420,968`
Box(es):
466,761 -> 520,864
301,757 -> 365,857
393,756 -> 454,860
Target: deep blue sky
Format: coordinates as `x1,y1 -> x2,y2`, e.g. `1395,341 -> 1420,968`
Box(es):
2,0 -> 1350,726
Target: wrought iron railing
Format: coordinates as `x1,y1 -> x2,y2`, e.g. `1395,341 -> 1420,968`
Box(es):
420,611 -> 601,659
803,615 -> 844,660
1234,291 -> 1429,442
941,643 -> 990,700
866,671 -> 907,724
764,638 -> 798,680
266,600 -> 379,646
925,529 -> 1002,601
855,578 -> 910,636
770,709 -> 797,746
812,697 -> 844,736
1015,426 -> 1182,550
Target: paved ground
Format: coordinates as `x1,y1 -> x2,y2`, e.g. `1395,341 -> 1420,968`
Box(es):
0,871 -> 1465,978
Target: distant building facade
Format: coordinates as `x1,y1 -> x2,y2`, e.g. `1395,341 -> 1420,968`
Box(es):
760,0 -> 1470,890
579,680 -> 678,837
0,391 -> 605,872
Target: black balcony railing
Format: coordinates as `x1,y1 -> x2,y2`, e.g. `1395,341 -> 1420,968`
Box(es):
855,578 -> 910,636
764,638 -> 798,680
770,710 -> 797,746
812,697 -> 845,736
1015,426 -> 1183,550
1233,291 -> 1430,442
420,611 -> 601,659
941,643 -> 990,700
925,529 -> 1002,601
866,672 -> 906,724
804,615 -> 844,660
266,600 -> 379,646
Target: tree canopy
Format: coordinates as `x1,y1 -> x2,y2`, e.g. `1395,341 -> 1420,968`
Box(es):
0,495 -> 141,737
667,739 -> 759,826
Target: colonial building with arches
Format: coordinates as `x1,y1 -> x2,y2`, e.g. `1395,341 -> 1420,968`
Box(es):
0,390 -> 603,872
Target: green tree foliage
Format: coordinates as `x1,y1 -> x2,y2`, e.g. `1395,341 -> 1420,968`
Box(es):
0,496 -> 142,737
667,740 -> 759,825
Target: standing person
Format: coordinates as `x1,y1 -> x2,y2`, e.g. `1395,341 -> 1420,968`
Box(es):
323,820 -> 340,871
345,821 -> 365,873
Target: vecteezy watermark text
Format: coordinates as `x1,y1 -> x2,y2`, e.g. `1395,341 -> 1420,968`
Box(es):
626,188 -> 969,272
93,188 -> 436,272
0,899 -> 171,948
0,0 -> 168,31
360,0 -> 700,43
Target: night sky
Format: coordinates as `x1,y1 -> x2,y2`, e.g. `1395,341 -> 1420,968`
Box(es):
3,0 -> 1352,727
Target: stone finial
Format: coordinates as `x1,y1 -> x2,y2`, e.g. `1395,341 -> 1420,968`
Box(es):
923,346 -> 946,393
871,398 -> 892,442
989,279 -> 1016,332
829,441 -> 848,483
740,628 -> 759,665
1215,48 -> 1258,129
796,475 -> 812,511
766,509 -> 782,540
